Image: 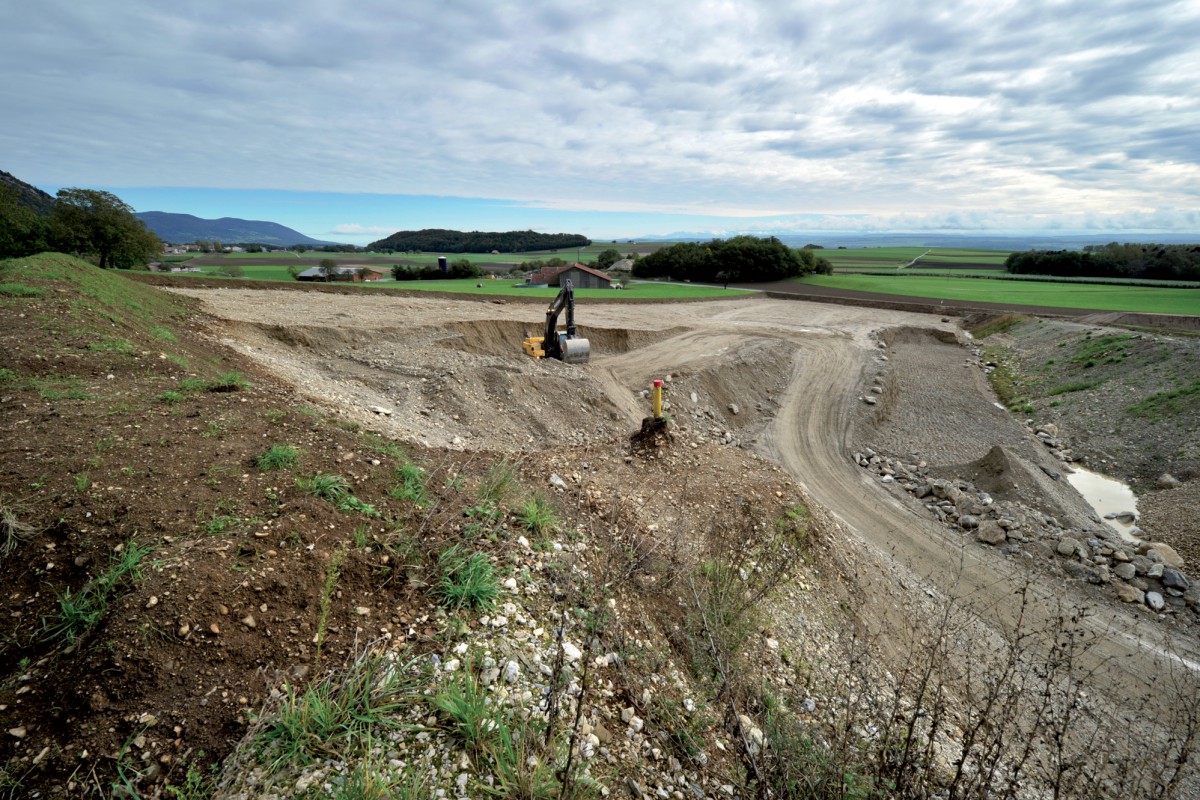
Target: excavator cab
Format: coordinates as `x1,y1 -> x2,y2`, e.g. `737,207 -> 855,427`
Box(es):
522,280 -> 591,364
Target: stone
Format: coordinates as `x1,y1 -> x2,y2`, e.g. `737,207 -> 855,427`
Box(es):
975,520 -> 1007,546
1056,537 -> 1081,558
503,660 -> 521,684
728,403 -> 740,415
240,614 -> 256,629
7,727 -> 25,739
862,396 -> 878,405
1156,473 -> 1183,490
1146,592 -> 1166,612
1147,543 -> 1185,568
1115,583 -> 1144,604
960,515 -> 980,530
562,641 -> 582,662
549,473 -> 568,490
1037,423 -> 1059,437
1161,569 -> 1190,592
1113,562 -> 1137,581
354,606 -> 371,616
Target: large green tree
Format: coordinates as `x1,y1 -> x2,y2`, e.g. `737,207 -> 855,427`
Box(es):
49,188 -> 160,269
0,185 -> 49,258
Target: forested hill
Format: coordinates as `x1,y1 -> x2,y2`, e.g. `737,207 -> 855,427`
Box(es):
369,228 -> 590,253
0,170 -> 55,215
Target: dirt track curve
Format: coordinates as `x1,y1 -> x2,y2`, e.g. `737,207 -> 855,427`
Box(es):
173,287 -> 1200,788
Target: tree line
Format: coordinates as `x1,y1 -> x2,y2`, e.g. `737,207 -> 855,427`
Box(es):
370,228 -> 590,253
631,236 -> 832,284
1006,243 -> 1200,282
1,186 -> 160,268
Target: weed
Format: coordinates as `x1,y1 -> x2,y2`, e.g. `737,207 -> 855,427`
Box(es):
300,473 -> 349,503
158,390 -> 185,404
208,371 -> 250,392
478,459 -> 516,504
437,546 -> 499,610
366,436 -> 407,460
315,547 -> 347,663
204,512 -> 243,536
201,420 -> 226,439
0,503 -> 35,559
353,524 -> 370,549
338,495 -> 382,518
164,759 -> 218,799
256,444 -> 299,472
430,665 -> 494,754
263,408 -> 287,424
43,540 -> 154,646
390,461 -> 428,505
166,353 -> 188,368
74,472 -> 91,492
178,378 -> 208,392
0,368 -> 15,382
515,494 -> 559,537
255,647 -> 420,772
151,326 -> 177,343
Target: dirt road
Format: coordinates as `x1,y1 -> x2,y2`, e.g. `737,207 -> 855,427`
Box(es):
173,287 -> 1200,783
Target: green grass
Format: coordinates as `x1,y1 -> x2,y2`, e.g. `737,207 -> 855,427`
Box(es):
374,278 -> 749,299
256,444 -> 300,472
207,371 -> 250,392
797,274 -> 1200,315
515,495 -> 559,537
1127,380 -> 1200,420
43,540 -> 154,646
437,547 -> 499,610
337,495 -> 381,518
87,337 -> 135,354
255,648 -> 419,771
389,462 -> 428,505
31,376 -> 93,401
158,390 -> 185,404
314,547 -> 346,663
299,473 -> 350,502
0,368 -> 16,382
0,282 -> 46,297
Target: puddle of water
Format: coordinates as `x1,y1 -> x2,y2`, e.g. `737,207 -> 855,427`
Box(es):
1066,466 -> 1140,541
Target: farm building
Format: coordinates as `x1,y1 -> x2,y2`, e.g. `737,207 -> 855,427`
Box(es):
296,266 -> 387,282
527,263 -> 614,289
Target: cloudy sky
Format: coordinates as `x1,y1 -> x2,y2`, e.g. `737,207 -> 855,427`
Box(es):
3,0 -> 1199,243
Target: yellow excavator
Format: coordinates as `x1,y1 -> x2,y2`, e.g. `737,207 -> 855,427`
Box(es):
522,280 -> 591,364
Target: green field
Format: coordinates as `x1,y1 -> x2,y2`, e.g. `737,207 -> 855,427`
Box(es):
798,274 -> 1200,315
820,246 -> 1013,272
370,279 -> 750,300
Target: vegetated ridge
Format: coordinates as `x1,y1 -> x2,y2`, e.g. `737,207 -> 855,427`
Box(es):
0,170 -> 55,215
134,211 -> 337,247
369,228 -> 590,253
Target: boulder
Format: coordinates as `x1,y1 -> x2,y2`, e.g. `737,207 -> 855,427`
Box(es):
1115,583 -> 1144,604
1156,473 -> 1183,490
1146,592 -> 1166,612
975,520 -> 1008,546
1056,537 -> 1082,558
1113,562 -> 1137,581
1146,543 -> 1185,569
1161,568 -> 1190,592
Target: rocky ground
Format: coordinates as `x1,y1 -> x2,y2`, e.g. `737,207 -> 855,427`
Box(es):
2,257 -> 1198,799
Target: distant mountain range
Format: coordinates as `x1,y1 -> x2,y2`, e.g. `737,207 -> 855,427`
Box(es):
639,231 -> 1200,251
134,211 -> 336,246
0,170 -> 55,215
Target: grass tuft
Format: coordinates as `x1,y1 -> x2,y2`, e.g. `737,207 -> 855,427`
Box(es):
299,473 -> 349,502
256,444 -> 300,472
42,541 -> 154,646
437,546 -> 498,610
515,494 -> 559,537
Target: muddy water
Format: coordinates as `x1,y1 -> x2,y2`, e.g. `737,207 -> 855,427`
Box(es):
1067,466 -> 1140,541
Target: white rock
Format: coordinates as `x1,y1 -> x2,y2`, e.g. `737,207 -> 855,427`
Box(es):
562,641 -> 583,662
504,660 -> 521,683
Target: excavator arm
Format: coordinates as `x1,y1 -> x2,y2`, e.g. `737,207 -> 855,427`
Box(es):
522,280 -> 591,363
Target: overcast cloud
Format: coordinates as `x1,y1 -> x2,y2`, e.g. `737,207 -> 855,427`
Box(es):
3,0 -> 1199,238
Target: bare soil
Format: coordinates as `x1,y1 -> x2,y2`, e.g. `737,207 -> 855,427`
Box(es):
3,267 -> 1198,797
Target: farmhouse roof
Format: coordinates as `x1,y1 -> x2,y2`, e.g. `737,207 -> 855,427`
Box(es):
564,263 -> 613,281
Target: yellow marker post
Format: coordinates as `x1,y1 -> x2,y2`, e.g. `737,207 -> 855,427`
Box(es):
652,379 -> 664,420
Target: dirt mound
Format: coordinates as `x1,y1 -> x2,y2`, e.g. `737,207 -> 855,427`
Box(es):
931,444 -> 1088,525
